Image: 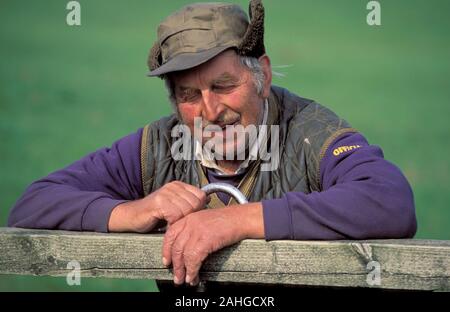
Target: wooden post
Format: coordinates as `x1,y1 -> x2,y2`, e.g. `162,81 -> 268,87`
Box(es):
0,228 -> 448,291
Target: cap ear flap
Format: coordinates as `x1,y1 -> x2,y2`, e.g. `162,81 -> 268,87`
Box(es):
148,42 -> 162,72
238,0 -> 266,58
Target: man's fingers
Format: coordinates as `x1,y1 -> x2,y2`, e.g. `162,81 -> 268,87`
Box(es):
162,182 -> 207,219
170,230 -> 191,285
173,189 -> 204,214
162,219 -> 185,267
184,239 -> 209,285
189,275 -> 200,287
174,182 -> 207,206
162,216 -> 208,286
165,195 -> 196,223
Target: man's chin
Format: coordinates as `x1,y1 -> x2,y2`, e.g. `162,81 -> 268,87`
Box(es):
203,141 -> 248,161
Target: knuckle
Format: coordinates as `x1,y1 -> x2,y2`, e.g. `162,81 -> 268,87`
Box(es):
172,244 -> 184,256
172,257 -> 184,270
164,226 -> 177,242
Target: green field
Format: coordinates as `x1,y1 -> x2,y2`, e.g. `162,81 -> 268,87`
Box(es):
1,0 -> 449,291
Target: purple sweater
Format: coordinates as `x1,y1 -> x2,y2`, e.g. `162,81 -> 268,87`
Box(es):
7,129 -> 417,240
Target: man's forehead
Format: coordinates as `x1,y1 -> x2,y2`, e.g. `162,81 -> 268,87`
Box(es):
175,71 -> 240,88
170,52 -> 244,87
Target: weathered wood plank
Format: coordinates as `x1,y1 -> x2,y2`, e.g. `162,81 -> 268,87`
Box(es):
0,228 -> 449,291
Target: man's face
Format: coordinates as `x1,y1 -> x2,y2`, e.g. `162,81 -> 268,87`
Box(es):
169,49 -> 272,157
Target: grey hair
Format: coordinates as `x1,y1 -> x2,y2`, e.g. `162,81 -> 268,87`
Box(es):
164,55 -> 266,111
238,55 -> 266,95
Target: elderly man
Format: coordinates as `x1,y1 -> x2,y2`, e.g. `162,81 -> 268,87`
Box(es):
8,0 -> 416,290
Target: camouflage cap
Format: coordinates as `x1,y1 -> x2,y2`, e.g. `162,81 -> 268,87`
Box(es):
147,0 -> 265,77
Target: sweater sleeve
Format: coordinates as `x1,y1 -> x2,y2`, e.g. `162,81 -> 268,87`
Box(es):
7,129 -> 144,232
262,132 -> 417,240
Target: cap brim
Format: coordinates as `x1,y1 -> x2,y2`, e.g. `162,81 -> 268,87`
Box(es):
147,45 -> 233,77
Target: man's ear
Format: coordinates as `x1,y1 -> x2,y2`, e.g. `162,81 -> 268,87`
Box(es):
258,54 -> 272,98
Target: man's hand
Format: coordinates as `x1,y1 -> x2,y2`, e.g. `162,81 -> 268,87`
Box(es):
162,202 -> 264,286
108,181 -> 207,233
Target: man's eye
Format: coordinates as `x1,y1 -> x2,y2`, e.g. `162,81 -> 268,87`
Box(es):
213,84 -> 236,92
177,91 -> 200,103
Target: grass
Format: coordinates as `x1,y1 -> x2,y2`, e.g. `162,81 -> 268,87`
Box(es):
0,0 -> 449,291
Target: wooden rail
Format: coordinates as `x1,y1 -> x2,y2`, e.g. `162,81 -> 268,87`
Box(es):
0,228 -> 449,291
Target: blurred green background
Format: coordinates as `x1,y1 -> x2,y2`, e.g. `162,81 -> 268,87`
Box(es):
0,0 -> 449,291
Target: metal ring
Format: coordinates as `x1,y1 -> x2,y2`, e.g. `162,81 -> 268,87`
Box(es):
201,183 -> 248,204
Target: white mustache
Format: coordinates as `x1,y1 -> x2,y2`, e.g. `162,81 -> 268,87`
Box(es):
201,113 -> 241,129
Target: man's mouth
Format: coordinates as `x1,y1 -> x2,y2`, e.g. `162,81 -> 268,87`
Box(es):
218,118 -> 241,130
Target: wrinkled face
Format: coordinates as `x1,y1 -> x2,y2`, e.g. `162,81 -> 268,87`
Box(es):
169,49 -> 272,157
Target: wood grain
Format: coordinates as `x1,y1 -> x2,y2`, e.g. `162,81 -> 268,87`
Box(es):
0,228 -> 448,291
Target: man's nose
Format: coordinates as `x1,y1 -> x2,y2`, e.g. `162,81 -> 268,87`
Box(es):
200,90 -> 225,122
